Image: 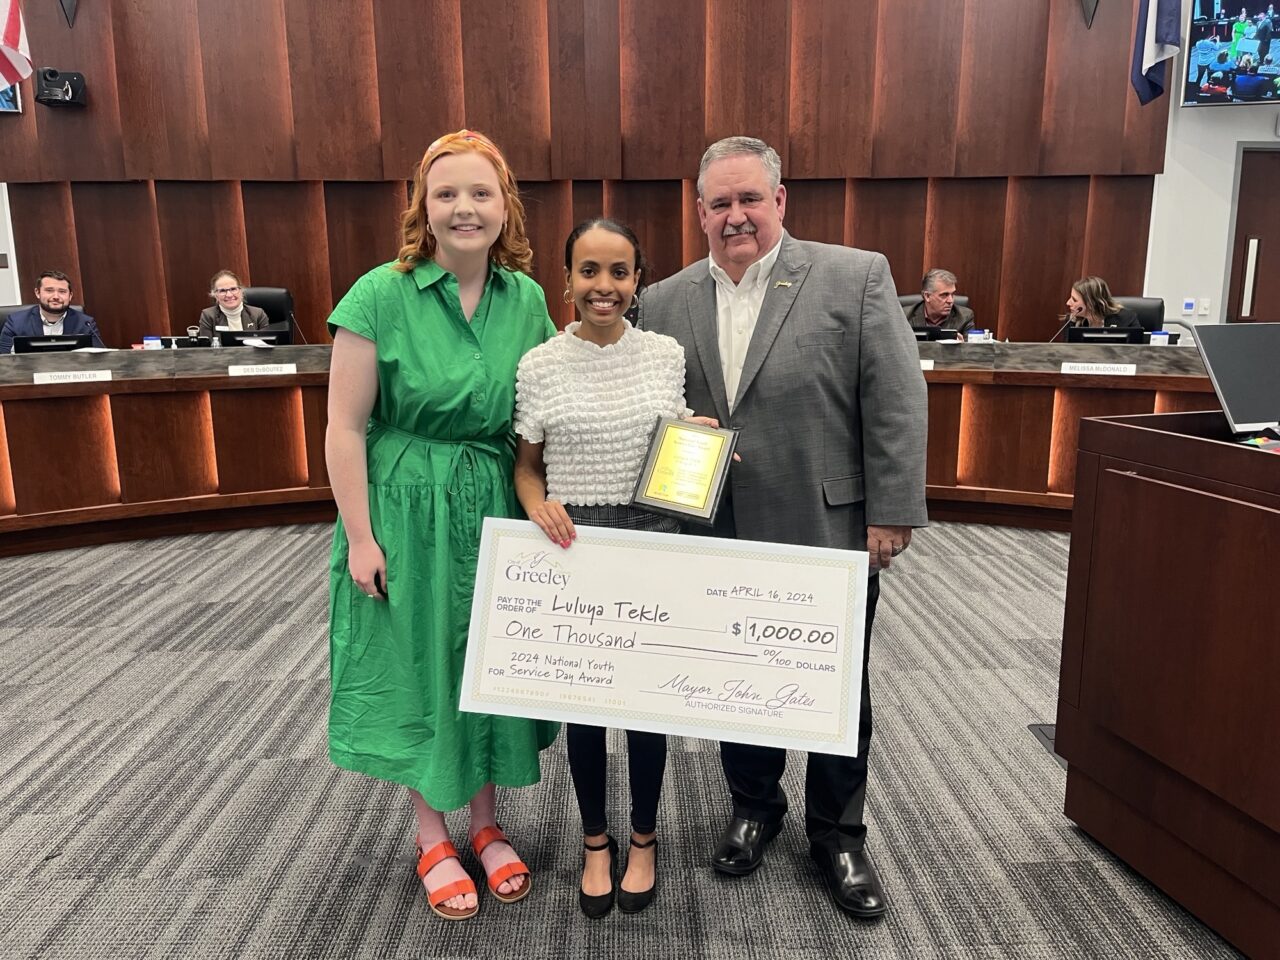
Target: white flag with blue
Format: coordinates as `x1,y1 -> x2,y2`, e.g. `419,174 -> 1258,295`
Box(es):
1132,0 -> 1183,104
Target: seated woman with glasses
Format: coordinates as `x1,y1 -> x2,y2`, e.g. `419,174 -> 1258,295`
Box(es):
197,270 -> 271,336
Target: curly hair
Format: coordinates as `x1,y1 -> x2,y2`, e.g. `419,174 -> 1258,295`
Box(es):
393,129 -> 533,275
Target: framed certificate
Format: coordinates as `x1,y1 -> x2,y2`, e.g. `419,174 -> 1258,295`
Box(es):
462,519 -> 870,756
631,417 -> 737,525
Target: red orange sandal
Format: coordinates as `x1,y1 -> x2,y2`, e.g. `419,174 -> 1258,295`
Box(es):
470,825 -> 532,904
415,840 -> 479,920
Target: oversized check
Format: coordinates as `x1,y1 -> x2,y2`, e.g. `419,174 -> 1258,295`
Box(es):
461,518 -> 869,756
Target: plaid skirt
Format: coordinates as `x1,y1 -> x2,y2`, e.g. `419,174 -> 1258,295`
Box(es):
564,502 -> 681,534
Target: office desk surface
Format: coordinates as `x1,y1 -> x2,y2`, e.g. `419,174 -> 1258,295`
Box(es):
0,343 -> 1219,553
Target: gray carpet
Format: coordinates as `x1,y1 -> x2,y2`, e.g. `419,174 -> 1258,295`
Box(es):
0,523 -> 1240,959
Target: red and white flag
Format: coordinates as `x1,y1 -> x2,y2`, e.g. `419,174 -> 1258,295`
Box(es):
1,0 -> 33,87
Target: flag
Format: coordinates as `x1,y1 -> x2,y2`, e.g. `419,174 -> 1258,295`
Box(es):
1,0 -> 32,87
1132,0 -> 1183,104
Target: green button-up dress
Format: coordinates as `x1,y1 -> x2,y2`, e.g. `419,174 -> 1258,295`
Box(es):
327,259 -> 559,810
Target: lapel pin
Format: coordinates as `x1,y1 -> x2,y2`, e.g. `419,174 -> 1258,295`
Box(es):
774,280 -> 792,288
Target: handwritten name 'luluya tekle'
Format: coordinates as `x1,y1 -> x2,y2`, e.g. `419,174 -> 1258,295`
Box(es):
551,595 -> 671,627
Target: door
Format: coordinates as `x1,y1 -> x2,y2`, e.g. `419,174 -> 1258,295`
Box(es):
1226,149 -> 1280,323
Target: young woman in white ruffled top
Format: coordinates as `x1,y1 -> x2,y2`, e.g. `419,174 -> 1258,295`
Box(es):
514,218 -> 712,919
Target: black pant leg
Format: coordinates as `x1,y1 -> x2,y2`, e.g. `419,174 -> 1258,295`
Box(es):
720,740 -> 789,822
624,730 -> 668,834
804,574 -> 880,853
566,723 -> 609,835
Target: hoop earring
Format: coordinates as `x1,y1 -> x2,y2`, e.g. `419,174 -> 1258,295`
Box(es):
425,223 -> 433,237
562,288 -> 574,304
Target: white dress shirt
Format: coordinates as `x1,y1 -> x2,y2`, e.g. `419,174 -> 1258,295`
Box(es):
40,313 -> 65,336
708,238 -> 782,409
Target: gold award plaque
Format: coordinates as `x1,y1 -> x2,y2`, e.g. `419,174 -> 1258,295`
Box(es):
633,417 -> 737,524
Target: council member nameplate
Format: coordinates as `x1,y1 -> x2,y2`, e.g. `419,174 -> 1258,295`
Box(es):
631,417 -> 736,525
461,518 -> 869,756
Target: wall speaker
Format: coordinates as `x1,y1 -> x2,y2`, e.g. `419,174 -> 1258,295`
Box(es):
34,68 -> 87,108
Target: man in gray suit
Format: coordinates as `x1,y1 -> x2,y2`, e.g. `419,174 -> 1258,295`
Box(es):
641,137 -> 927,918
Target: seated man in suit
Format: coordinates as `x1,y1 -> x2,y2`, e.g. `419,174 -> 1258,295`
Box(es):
1,270 -> 104,354
197,270 -> 271,337
905,268 -> 976,336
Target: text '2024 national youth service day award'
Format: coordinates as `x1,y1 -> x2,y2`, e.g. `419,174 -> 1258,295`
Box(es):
631,416 -> 737,525
460,519 -> 870,756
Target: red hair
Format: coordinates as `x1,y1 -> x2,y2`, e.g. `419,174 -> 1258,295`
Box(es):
393,130 -> 533,274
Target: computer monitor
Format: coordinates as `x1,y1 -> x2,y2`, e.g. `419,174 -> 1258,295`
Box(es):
912,325 -> 962,342
1190,322 -> 1280,434
12,334 -> 93,353
218,327 -> 293,347
1065,327 -> 1145,344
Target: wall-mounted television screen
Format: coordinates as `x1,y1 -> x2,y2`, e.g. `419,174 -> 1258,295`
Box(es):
1184,3 -> 1280,105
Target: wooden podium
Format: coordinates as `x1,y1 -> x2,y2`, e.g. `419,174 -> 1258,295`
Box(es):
1056,411 -> 1280,958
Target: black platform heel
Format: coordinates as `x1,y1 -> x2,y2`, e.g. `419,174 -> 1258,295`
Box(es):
617,835 -> 658,914
578,835 -> 617,919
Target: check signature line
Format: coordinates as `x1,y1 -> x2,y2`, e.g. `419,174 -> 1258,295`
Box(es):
647,689 -> 833,714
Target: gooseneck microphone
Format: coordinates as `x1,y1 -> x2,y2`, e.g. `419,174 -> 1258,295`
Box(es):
1048,314 -> 1076,343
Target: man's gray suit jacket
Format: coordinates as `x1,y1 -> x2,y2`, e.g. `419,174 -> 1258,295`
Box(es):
641,232 -> 928,556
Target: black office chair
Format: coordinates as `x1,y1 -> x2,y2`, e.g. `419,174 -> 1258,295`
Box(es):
1112,297 -> 1164,332
898,293 -> 970,315
241,287 -> 296,331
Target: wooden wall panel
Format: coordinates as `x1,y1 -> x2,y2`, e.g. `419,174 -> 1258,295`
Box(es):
1082,176 -> 1155,299
112,0 -> 211,180
548,0 -> 622,181
998,178 -> 1090,343
372,0 -> 465,180
958,385 -> 1055,492
621,0 -> 706,180
4,396 -> 120,513
300,386 -> 329,488
571,181 -> 606,229
784,181 -> 847,248
7,184 -> 81,297
22,0 -> 127,181
1039,0 -> 1136,175
71,183 -> 169,347
283,0 -> 382,181
242,182 -> 332,344
516,180 -> 573,328
209,387 -> 308,493
111,393 -> 218,502
682,180 -> 711,268
924,179 -> 1008,336
871,0 -> 965,178
2,75 -> 41,183
606,181 -> 687,287
954,0 -> 1049,177
156,182 -> 250,335
2,0 -> 1171,377
197,0 -> 297,180
705,0 -> 791,151
0,406 -> 14,515
323,182 -> 407,309
926,383 -> 964,487
1048,388 -> 1155,493
1154,391 -> 1220,414
788,0 -> 878,178
848,179 -> 927,297
460,0 -> 552,181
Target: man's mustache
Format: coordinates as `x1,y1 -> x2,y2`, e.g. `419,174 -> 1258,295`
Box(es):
722,222 -> 757,237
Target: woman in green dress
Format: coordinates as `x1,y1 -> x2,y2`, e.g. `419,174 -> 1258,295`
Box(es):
326,130 -> 558,921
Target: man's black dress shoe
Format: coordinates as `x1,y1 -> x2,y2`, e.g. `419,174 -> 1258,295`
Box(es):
711,816 -> 784,876
809,844 -> 888,918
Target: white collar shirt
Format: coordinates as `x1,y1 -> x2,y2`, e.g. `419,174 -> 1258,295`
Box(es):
708,237 -> 782,410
